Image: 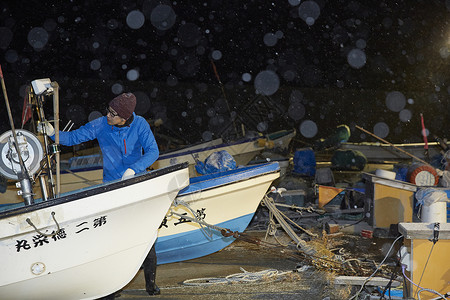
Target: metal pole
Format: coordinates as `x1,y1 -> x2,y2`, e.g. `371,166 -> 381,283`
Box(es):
52,82 -> 60,196
0,64 -> 34,205
37,94 -> 55,198
355,125 -> 431,166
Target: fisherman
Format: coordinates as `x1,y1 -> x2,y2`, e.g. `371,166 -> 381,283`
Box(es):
38,92 -> 161,298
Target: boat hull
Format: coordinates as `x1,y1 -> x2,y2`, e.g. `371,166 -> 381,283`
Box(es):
155,162 -> 280,264
156,213 -> 254,264
0,165 -> 189,300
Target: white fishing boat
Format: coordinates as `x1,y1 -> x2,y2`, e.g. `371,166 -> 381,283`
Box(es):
155,162 -> 280,264
0,76 -> 190,299
0,164 -> 189,300
152,136 -> 263,176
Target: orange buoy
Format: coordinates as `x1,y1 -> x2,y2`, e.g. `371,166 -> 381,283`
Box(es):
407,164 -> 439,186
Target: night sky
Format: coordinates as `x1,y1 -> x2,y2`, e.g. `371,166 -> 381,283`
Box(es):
1,0 -> 450,147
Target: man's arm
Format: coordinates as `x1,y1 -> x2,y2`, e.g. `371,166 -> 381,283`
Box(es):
49,118 -> 102,146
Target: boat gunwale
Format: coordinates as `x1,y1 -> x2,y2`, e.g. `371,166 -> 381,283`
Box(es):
175,172 -> 280,208
177,162 -> 280,196
0,162 -> 188,219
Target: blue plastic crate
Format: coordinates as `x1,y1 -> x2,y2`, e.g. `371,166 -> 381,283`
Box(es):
292,148 -> 316,176
377,287 -> 403,299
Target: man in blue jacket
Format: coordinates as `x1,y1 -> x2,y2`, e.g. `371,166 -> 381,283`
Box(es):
39,92 -> 161,297
41,92 -> 159,181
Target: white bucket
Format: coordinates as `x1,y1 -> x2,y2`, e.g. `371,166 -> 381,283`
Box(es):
421,201 -> 447,223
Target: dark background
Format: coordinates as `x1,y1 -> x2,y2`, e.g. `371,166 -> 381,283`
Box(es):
1,0 -> 450,149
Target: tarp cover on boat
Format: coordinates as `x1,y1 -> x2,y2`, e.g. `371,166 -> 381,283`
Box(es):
195,150 -> 237,175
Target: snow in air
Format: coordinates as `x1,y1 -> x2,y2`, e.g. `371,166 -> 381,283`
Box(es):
298,1 -> 321,26
300,120 -> 318,138
254,70 -> 280,96
126,10 -> 145,29
373,122 -> 389,139
385,91 -> 406,112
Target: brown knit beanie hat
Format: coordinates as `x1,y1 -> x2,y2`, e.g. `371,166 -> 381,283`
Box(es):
108,93 -> 136,120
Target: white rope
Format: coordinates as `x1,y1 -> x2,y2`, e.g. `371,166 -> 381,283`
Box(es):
182,267 -> 293,286
170,199 -> 224,238
265,218 -> 290,247
262,194 -> 319,257
264,194 -> 318,238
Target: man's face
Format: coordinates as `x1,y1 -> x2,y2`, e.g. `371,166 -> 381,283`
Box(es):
106,106 -> 126,126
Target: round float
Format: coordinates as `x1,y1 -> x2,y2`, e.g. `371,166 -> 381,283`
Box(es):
407,164 -> 439,186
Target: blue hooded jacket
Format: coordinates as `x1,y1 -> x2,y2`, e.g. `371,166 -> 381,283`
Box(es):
53,113 -> 159,182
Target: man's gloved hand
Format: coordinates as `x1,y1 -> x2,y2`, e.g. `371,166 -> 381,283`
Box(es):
121,168 -> 135,180
37,121 -> 55,136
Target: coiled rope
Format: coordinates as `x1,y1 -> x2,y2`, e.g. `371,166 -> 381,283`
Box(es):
183,267 -> 293,286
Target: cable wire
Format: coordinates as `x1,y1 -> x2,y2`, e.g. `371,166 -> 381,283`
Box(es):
348,235 -> 403,300
414,241 -> 436,297
401,265 -> 446,299
379,262 -> 401,300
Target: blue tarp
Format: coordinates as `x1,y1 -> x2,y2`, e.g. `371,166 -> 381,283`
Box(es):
195,150 -> 237,175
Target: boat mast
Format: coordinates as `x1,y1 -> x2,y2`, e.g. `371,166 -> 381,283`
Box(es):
34,93 -> 56,198
30,79 -> 61,199
0,65 -> 34,205
52,82 -> 60,196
